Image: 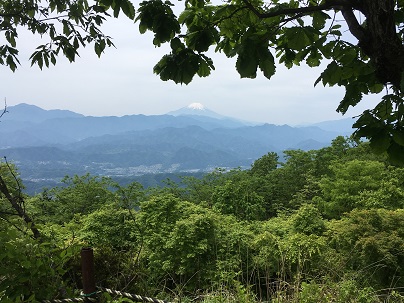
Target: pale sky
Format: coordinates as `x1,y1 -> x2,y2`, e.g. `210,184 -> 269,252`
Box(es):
0,4 -> 380,125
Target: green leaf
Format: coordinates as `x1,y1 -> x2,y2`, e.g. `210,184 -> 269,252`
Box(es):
258,52 -> 276,80
73,37 -> 79,49
50,53 -> 56,65
178,9 -> 194,25
154,48 -> 202,84
112,0 -> 122,17
64,47 -> 76,62
120,0 -> 135,19
62,21 -> 71,36
139,23 -> 148,34
312,11 -> 329,29
5,31 -> 16,47
369,130 -> 391,154
99,0 -> 113,7
236,52 -> 258,78
43,53 -> 49,67
197,57 -> 211,77
188,0 -> 205,8
94,43 -> 101,57
368,83 -> 384,94
6,55 -> 17,71
306,51 -> 322,67
337,84 -> 363,114
136,0 -> 180,45
170,37 -> 184,53
186,29 -> 216,53
387,142 -> 404,166
284,27 -> 312,51
338,47 -> 357,65
374,98 -> 393,120
320,61 -> 341,86
392,129 -> 404,146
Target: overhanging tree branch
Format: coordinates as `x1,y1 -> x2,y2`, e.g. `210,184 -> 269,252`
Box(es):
341,8 -> 367,42
241,0 -> 358,19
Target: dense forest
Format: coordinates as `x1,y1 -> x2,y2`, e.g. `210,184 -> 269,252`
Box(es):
1,136 -> 404,302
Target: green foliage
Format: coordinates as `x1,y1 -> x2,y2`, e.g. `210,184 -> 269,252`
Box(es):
136,0 -> 179,46
258,149 -> 316,216
31,174 -> 117,224
315,160 -> 404,218
211,179 -> 265,221
139,194 -> 221,289
80,204 -> 140,250
329,209 -> 404,289
353,94 -> 404,166
250,151 -> 279,177
153,37 -> 214,84
292,204 -> 325,236
0,225 -> 78,302
180,168 -> 231,204
0,0 -> 133,70
235,28 -> 276,79
299,280 -> 379,303
4,140 -> 404,302
0,161 -> 23,215
115,181 -> 145,209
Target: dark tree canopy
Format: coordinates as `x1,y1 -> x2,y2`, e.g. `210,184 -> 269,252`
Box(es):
2,0 -> 404,163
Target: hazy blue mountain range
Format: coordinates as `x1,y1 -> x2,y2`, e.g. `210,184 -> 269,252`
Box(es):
0,103 -> 354,192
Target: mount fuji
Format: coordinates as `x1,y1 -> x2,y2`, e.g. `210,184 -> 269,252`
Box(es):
167,103 -> 257,127
167,103 -> 226,119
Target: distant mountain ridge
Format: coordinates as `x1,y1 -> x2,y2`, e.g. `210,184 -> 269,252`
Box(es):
0,103 -> 353,191
2,103 -> 84,123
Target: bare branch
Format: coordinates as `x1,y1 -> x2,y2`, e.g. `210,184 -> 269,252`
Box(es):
341,8 -> 367,42
0,98 -> 8,120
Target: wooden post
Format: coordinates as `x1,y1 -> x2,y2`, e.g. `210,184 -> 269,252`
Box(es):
81,247 -> 96,297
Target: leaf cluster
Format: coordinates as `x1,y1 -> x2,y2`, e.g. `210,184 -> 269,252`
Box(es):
0,0 -> 136,70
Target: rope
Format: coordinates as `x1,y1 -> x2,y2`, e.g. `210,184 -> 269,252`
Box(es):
41,287 -> 172,303
99,287 -> 172,303
42,297 -> 97,303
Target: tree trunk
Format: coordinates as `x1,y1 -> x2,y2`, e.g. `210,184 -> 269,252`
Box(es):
359,0 -> 404,88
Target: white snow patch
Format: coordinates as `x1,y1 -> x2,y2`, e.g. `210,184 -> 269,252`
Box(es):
188,103 -> 205,110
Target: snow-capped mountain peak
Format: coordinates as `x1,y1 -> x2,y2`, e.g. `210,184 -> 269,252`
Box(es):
167,103 -> 221,118
166,103 -> 257,127
188,103 -> 205,110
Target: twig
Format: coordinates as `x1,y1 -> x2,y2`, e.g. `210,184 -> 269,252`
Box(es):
0,98 -> 8,120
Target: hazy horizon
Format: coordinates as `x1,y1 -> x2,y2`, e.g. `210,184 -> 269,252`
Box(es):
4,101 -> 359,127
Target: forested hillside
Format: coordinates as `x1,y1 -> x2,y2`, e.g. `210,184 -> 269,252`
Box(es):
1,137 -> 404,302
